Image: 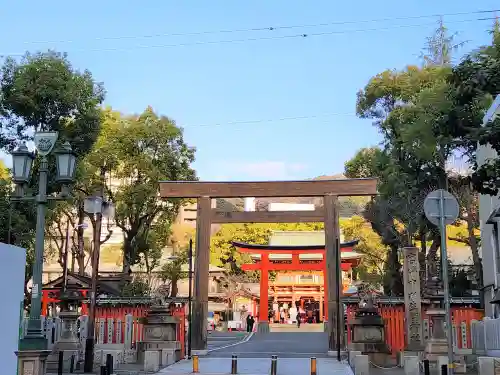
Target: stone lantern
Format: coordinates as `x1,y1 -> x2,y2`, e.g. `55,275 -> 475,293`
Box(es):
46,287 -> 84,372
137,300 -> 182,370
349,294 -> 390,365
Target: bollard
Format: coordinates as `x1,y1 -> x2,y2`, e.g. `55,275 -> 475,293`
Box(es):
423,359 -> 430,375
70,354 -> 75,373
58,351 -> 64,375
193,355 -> 199,373
100,365 -> 107,375
441,364 -> 447,375
270,355 -> 278,375
231,354 -> 238,374
310,357 -> 317,375
106,354 -> 114,375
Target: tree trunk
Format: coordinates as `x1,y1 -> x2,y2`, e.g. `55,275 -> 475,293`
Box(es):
384,245 -> 403,296
76,208 -> 86,275
170,277 -> 179,297
122,235 -> 133,275
426,233 -> 440,280
466,214 -> 482,288
419,230 -> 427,287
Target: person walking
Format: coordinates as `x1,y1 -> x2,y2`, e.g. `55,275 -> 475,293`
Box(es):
296,313 -> 301,328
248,315 -> 255,332
246,314 -> 252,332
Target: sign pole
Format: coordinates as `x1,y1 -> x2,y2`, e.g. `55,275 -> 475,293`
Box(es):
424,189 -> 459,375
438,190 -> 454,374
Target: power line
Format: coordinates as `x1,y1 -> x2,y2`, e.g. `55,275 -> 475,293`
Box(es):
20,9 -> 500,45
180,112 -> 354,128
3,16 -> 495,57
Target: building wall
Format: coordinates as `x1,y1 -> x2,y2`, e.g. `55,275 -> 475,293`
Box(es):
174,199 -> 218,227
478,95 -> 500,317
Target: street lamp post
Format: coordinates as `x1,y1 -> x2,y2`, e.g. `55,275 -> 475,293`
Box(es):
83,194 -> 114,372
12,132 -> 77,373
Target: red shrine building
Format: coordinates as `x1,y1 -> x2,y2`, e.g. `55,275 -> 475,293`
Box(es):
233,231 -> 362,327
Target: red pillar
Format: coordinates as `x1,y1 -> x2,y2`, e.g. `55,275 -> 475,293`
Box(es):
41,290 -> 49,316
81,290 -> 89,315
259,254 -> 269,324
323,260 -> 328,320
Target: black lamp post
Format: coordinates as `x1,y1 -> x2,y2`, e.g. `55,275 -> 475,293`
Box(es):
12,136 -> 77,351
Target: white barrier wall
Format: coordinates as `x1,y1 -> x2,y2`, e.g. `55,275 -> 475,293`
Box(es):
0,243 -> 26,375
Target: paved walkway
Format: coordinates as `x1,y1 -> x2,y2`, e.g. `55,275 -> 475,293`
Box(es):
159,357 -> 352,375
208,331 -> 330,358
207,331 -> 250,352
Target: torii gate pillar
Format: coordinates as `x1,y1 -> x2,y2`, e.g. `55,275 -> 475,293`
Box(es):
259,254 -> 270,333
191,196 -> 211,355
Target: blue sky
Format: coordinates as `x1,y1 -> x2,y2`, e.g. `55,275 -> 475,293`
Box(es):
1,1 -> 498,181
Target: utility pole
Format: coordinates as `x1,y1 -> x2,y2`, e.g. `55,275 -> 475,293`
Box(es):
83,167 -> 105,372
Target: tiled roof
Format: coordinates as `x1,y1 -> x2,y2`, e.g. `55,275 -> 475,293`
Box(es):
269,230 -> 345,246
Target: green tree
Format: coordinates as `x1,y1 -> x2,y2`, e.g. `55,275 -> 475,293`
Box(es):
0,51 -> 104,154
0,172 -> 36,305
340,216 -> 387,289
450,25 -> 500,195
88,107 -> 197,277
0,51 -> 105,301
158,248 -> 188,297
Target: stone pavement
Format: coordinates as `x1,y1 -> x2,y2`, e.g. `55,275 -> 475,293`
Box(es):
159,357 -> 352,375
208,331 -> 330,358
207,331 -> 251,352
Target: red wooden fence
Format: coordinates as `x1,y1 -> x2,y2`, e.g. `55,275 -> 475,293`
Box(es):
346,305 -> 483,354
93,305 -> 185,356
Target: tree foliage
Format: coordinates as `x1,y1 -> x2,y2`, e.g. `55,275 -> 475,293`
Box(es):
0,51 -> 105,303
86,107 -> 197,277
158,248 -> 188,297
340,216 -> 387,289
347,21 -> 499,293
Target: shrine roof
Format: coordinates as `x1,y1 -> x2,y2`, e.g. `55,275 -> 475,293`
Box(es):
42,272 -> 121,296
269,230 -> 345,246
232,239 -> 358,251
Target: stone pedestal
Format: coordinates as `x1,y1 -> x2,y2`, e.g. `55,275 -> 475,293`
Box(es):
257,321 -> 270,333
16,349 -> 51,375
137,305 -> 181,366
425,309 -> 448,368
46,310 -> 81,372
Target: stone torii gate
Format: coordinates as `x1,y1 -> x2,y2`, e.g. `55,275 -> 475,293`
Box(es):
159,178 -> 377,355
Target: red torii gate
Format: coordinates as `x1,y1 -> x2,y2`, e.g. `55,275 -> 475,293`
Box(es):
232,240 -> 360,325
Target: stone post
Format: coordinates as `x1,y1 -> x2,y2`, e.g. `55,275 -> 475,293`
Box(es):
354,354 -> 369,375
349,350 -> 362,368
403,247 -> 424,352
404,356 -> 419,375
16,350 -> 51,375
478,357 -> 494,375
